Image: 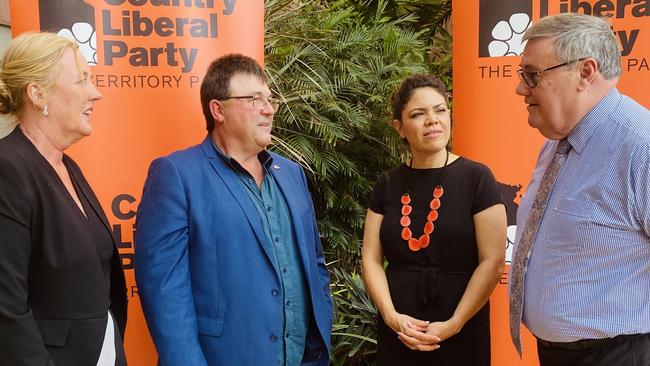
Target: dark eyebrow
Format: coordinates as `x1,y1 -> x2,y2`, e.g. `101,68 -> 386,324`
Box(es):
407,104 -> 447,114
407,107 -> 426,114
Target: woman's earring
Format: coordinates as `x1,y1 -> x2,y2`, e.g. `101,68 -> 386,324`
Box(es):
42,105 -> 48,116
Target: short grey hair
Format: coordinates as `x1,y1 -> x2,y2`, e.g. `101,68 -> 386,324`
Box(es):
523,13 -> 621,79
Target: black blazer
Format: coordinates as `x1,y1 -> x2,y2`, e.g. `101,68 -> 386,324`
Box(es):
0,128 -> 127,365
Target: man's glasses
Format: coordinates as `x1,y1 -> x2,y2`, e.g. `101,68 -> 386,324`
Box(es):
219,94 -> 280,111
517,58 -> 586,88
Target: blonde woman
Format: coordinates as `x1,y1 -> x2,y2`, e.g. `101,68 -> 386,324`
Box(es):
0,32 -> 127,365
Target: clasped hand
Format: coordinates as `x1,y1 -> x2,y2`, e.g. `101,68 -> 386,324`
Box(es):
389,313 -> 461,352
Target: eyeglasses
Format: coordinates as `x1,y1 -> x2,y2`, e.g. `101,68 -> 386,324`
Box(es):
517,58 -> 586,88
218,94 -> 280,111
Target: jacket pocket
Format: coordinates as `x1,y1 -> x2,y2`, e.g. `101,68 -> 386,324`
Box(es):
36,319 -> 72,347
196,315 -> 224,337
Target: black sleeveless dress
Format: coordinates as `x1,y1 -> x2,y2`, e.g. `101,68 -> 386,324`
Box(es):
368,157 -> 503,365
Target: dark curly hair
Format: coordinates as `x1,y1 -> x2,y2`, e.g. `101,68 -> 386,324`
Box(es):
390,74 -> 449,122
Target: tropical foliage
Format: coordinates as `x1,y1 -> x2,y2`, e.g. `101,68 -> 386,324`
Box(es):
264,0 -> 452,363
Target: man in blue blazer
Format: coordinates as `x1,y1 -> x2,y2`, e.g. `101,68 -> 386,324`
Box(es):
135,54 -> 332,366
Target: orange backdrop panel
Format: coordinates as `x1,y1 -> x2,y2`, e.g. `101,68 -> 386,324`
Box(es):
10,1 -> 263,364
452,1 -> 649,365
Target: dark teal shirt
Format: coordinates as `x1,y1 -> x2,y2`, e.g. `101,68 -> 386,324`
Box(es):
211,141 -> 310,366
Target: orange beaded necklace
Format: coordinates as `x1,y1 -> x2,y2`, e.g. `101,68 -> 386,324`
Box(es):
400,150 -> 449,252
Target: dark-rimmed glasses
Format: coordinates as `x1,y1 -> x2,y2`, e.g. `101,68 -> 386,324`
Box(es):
218,94 -> 280,111
517,58 -> 586,88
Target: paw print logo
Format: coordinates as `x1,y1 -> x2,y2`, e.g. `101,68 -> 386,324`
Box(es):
39,0 -> 97,65
58,23 -> 97,65
488,13 -> 531,57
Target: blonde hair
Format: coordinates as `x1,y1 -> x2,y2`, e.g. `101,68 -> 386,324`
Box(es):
0,32 -> 78,116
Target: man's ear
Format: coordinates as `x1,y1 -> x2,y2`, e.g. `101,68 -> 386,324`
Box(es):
392,119 -> 405,139
577,58 -> 598,91
209,99 -> 225,124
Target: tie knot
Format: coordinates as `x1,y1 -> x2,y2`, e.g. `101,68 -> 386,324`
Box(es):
555,139 -> 571,155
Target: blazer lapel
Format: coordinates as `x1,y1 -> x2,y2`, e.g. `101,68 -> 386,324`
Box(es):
63,156 -> 128,332
63,156 -> 113,237
201,138 -> 280,274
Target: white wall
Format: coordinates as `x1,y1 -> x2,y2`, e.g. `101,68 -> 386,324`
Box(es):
0,25 -> 11,56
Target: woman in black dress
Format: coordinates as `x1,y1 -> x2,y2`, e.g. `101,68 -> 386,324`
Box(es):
0,32 -> 127,365
362,74 -> 506,365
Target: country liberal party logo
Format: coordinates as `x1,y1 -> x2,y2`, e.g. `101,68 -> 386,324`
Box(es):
39,0 -> 98,65
478,0 -> 539,57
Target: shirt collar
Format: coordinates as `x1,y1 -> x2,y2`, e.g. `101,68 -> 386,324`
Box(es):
209,137 -> 273,174
567,88 -> 622,154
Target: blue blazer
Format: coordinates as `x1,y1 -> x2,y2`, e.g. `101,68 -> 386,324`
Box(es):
135,137 -> 332,365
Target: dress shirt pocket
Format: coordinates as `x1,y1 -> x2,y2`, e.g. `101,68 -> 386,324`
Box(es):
36,319 -> 72,347
553,198 -> 595,218
546,198 -> 595,252
197,315 -> 224,337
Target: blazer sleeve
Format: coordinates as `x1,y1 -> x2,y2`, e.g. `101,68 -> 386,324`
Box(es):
134,157 -> 208,366
0,159 -> 55,366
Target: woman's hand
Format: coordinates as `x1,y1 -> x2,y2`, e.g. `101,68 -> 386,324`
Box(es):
388,312 -> 442,351
386,312 -> 429,334
422,318 -> 462,342
396,318 -> 462,352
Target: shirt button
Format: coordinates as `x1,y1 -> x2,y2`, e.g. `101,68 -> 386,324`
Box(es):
248,178 -> 254,184
282,267 -> 287,273
274,237 -> 280,242
270,334 -> 278,342
271,289 -> 280,296
285,332 -> 290,338
286,300 -> 291,306
267,206 -> 272,212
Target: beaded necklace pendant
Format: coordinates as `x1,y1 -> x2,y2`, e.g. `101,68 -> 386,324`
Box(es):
400,149 -> 449,252
400,186 -> 444,251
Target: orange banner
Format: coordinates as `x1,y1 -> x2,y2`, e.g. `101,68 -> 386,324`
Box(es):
452,1 -> 649,365
10,1 -> 263,364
